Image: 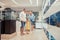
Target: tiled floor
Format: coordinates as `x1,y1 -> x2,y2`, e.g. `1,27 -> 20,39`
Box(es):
1,21 -> 48,40
1,29 -> 48,40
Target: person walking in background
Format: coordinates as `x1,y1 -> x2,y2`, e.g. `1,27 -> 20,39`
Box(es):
19,8 -> 26,35
29,11 -> 35,31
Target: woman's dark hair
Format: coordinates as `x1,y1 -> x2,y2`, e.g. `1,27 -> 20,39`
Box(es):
23,8 -> 26,11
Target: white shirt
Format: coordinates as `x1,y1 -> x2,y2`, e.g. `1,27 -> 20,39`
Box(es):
19,11 -> 26,22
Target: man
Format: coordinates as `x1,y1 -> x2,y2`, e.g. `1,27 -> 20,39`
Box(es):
29,11 -> 35,31
19,9 -> 26,35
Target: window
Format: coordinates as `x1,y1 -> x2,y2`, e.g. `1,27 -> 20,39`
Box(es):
43,0 -> 55,14
33,12 -> 39,21
50,0 -> 55,6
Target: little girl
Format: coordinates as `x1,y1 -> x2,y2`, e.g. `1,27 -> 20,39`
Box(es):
25,18 -> 31,34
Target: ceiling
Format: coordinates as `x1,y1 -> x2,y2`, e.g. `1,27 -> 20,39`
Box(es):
0,0 -> 43,11
43,0 -> 60,19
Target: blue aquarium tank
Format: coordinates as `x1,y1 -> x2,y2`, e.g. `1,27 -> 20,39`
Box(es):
45,11 -> 60,26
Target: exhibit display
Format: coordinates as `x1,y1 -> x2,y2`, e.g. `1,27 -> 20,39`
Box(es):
1,8 -> 16,34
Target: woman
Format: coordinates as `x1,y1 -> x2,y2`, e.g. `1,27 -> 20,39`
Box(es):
29,11 -> 35,31
19,9 -> 26,35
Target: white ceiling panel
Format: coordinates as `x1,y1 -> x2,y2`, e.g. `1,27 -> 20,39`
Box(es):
0,0 -> 43,7
0,0 -> 16,5
0,0 -> 43,11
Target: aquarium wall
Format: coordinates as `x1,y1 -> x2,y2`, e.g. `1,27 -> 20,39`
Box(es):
45,11 -> 60,27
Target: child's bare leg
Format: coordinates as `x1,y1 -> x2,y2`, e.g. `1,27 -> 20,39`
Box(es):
31,25 -> 34,31
26,30 -> 30,34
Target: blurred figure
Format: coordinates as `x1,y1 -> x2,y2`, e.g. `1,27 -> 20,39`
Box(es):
19,8 -> 26,35
25,18 -> 31,34
29,11 -> 35,31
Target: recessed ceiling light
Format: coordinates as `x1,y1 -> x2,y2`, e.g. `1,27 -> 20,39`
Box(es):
29,0 -> 32,5
11,0 -> 19,5
37,0 -> 38,6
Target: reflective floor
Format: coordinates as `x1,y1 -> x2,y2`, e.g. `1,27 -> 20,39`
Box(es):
1,29 -> 48,40
1,21 -> 60,40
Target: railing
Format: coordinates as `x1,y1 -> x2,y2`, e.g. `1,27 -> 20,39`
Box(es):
44,28 -> 55,40
42,0 -> 56,14
41,20 -> 56,40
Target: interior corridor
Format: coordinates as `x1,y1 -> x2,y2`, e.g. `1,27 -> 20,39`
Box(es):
1,29 -> 48,40
1,21 -> 48,40
0,0 -> 60,40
